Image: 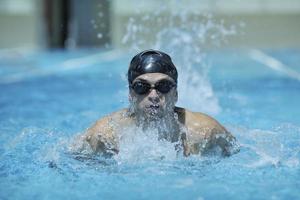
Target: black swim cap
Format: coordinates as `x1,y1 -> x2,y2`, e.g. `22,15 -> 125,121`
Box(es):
128,49 -> 178,84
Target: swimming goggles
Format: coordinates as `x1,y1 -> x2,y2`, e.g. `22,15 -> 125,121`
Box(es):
130,80 -> 176,95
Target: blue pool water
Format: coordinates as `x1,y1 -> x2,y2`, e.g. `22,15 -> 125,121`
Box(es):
0,48 -> 300,200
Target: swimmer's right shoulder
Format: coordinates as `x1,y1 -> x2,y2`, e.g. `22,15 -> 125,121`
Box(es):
84,109 -> 130,153
87,108 -> 132,134
100,108 -> 132,124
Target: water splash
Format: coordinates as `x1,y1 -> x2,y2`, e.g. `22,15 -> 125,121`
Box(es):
120,2 -> 238,114
228,123 -> 300,169
114,126 -> 180,164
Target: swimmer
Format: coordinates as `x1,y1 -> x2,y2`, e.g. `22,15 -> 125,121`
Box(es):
81,50 -> 239,157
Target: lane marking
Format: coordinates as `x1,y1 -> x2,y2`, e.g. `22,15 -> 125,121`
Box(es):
249,49 -> 300,81
0,49 -> 125,84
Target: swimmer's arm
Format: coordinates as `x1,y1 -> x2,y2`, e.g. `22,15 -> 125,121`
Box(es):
187,126 -> 238,157
83,116 -> 118,155
187,111 -> 239,156
211,127 -> 239,156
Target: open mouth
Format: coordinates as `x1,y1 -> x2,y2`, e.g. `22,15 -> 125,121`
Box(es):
149,104 -> 160,109
145,104 -> 161,116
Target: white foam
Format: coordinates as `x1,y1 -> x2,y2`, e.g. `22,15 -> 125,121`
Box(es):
229,124 -> 300,169
114,126 -> 179,164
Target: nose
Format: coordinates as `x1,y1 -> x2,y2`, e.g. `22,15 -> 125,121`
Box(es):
148,89 -> 160,103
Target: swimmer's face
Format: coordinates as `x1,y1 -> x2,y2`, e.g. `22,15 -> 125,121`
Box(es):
129,73 -> 178,119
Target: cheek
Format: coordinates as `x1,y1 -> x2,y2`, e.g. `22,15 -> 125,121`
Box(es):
164,97 -> 173,106
138,99 -> 147,107
165,92 -> 172,100
165,92 -> 177,105
133,95 -> 147,108
129,91 -> 142,104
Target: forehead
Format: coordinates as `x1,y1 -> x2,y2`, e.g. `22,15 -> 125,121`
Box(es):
133,73 -> 174,83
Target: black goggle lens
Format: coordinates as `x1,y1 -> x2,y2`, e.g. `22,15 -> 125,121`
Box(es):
131,80 -> 176,95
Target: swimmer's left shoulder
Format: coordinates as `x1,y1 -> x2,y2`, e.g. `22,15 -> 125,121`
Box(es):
183,109 -> 239,156
184,109 -> 226,132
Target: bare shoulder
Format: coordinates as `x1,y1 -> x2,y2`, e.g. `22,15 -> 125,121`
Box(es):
184,109 -> 227,135
181,108 -> 238,156
83,108 -> 130,153
85,109 -> 126,134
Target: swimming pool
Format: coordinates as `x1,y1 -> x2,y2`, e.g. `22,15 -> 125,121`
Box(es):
0,48 -> 299,199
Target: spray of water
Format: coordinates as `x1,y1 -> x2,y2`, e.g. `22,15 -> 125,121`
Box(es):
120,2 -> 237,114
114,125 -> 180,164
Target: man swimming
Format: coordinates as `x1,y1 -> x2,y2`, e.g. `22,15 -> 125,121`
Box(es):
82,50 -> 238,157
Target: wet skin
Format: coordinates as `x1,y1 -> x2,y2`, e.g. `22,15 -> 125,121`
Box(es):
82,73 -> 238,157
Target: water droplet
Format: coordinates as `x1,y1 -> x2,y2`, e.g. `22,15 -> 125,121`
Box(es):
98,12 -> 104,17
97,33 -> 103,39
